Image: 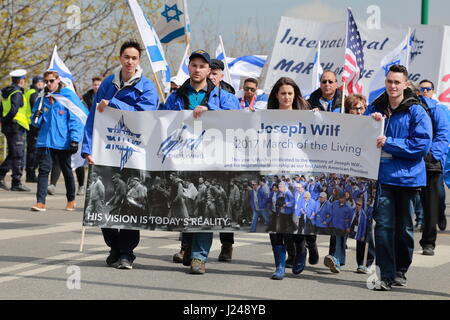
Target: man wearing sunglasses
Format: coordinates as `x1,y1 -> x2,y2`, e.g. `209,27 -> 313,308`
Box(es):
418,79 -> 435,99
307,70 -> 342,113
238,78 -> 268,110
30,70 -> 87,213
0,69 -> 31,192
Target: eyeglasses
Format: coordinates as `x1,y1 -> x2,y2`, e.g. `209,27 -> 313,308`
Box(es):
44,79 -> 56,84
420,87 -> 433,92
321,80 -> 335,84
244,87 -> 256,92
350,107 -> 365,111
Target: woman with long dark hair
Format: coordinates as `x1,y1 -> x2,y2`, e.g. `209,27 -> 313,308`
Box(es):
266,77 -> 314,280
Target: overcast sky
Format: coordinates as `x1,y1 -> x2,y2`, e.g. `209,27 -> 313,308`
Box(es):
186,0 -> 450,54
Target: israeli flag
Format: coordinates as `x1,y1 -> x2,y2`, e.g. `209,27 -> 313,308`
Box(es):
155,0 -> 190,44
303,43 -> 323,99
48,46 -> 75,93
175,45 -> 190,86
368,31 -> 410,104
48,88 -> 89,169
216,44 -> 267,91
128,0 -> 171,93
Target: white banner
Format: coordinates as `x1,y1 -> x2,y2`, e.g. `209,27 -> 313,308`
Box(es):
92,109 -> 382,179
264,16 -> 447,106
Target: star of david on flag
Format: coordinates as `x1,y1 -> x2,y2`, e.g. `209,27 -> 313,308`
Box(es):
161,4 -> 183,22
156,0 -> 190,44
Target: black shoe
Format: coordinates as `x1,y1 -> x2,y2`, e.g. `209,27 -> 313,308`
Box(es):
106,252 -> 120,267
307,244 -> 319,265
422,246 -> 435,256
117,258 -> 133,270
438,216 -> 447,231
0,179 -> 9,191
11,184 -> 30,192
374,279 -> 392,291
182,244 -> 192,266
285,255 -> 294,268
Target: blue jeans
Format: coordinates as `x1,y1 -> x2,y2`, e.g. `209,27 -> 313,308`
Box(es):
374,186 -> 416,281
334,235 -> 347,265
36,148 -> 75,203
250,209 -> 269,232
191,233 -> 213,262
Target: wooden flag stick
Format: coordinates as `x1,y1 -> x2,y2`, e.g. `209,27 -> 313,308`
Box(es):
153,71 -> 166,104
79,226 -> 86,252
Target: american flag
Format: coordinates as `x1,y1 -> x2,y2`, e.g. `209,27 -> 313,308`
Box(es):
342,8 -> 364,94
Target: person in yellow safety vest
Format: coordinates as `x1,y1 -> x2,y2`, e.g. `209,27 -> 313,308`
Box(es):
0,69 -> 31,191
24,76 -> 45,183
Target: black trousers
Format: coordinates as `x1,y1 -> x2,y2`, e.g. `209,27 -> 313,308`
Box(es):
0,126 -> 25,185
420,171 -> 441,249
50,158 -> 85,187
102,228 -> 140,260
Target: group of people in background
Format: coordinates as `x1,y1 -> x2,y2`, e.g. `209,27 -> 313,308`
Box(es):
2,39 -> 449,292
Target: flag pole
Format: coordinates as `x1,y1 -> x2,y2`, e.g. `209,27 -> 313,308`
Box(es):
341,81 -> 346,113
153,71 -> 166,104
219,35 -> 232,85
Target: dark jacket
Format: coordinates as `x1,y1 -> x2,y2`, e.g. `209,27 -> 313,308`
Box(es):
161,78 -> 239,110
219,80 -> 235,95
307,88 -> 342,112
82,89 -> 96,110
365,88 -> 432,187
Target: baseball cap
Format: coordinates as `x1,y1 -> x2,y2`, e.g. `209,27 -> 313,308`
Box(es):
210,59 -> 224,70
32,76 -> 44,84
319,192 -> 327,198
189,49 -> 211,65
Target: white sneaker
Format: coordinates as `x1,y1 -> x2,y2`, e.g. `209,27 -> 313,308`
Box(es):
77,185 -> 85,196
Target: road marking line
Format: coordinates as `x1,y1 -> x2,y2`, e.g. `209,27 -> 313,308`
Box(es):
0,222 -> 81,241
0,219 -> 23,223
0,247 -> 148,284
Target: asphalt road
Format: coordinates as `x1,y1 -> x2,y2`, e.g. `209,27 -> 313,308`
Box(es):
0,178 -> 449,304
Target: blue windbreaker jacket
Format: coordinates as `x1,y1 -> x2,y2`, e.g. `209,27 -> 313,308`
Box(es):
365,89 -> 432,187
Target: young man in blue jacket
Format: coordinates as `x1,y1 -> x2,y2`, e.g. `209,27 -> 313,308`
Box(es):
162,49 -> 239,274
365,65 -> 432,290
30,70 -> 86,212
81,40 -> 159,270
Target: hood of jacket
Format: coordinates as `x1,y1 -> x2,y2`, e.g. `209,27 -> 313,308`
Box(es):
372,87 -> 421,116
176,78 -> 217,109
2,84 -> 23,99
112,65 -> 143,90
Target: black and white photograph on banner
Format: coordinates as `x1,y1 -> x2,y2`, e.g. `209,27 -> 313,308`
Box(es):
83,166 -> 376,241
